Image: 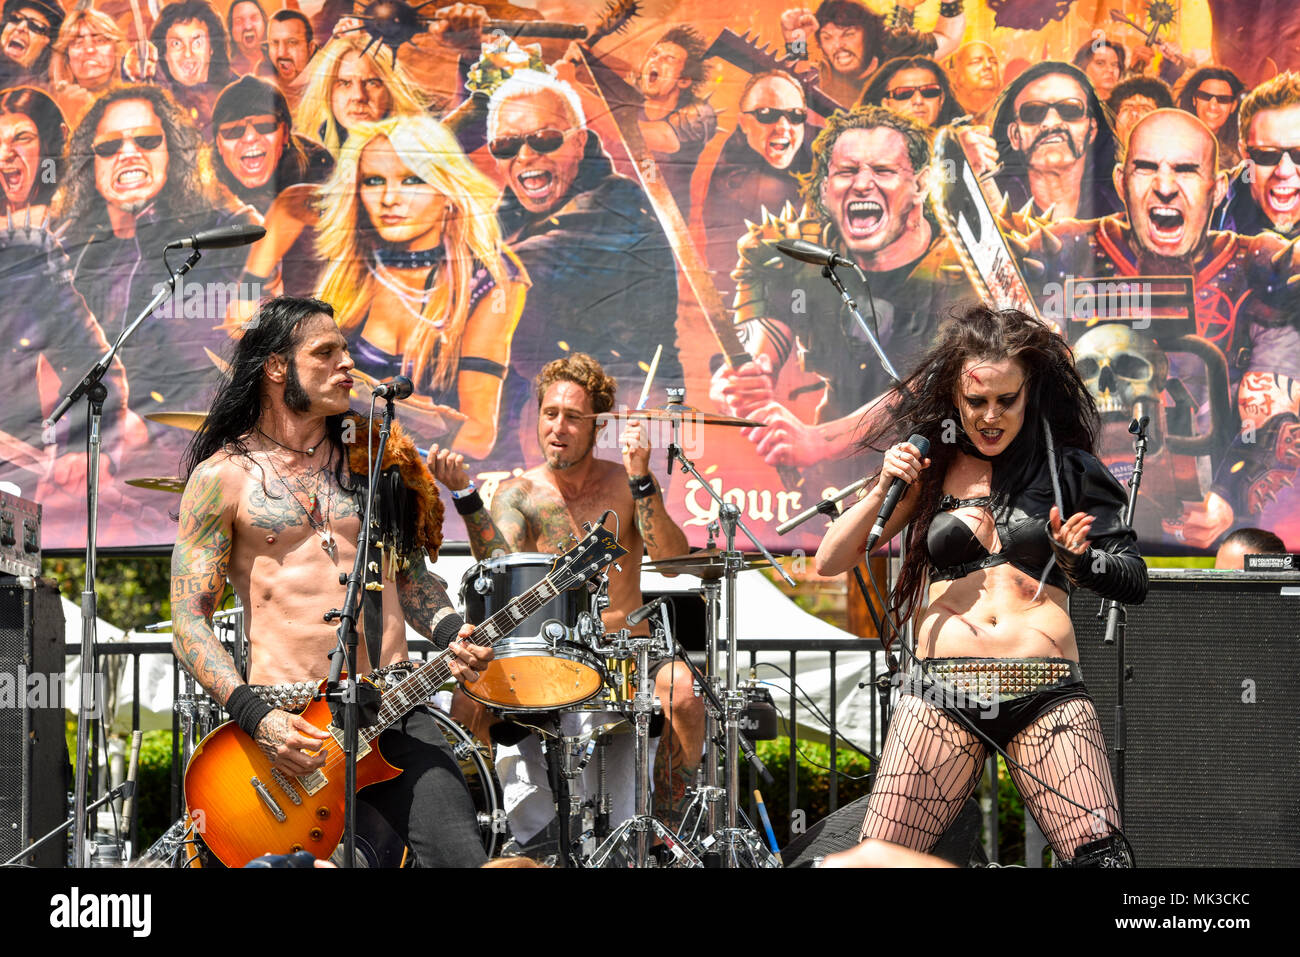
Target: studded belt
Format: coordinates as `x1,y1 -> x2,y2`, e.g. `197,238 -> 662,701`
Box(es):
247,660 -> 419,713
911,657 -> 1081,702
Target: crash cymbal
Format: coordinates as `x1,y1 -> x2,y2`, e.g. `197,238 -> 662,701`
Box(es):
145,411 -> 207,431
642,548 -> 773,579
125,476 -> 187,494
591,405 -> 761,428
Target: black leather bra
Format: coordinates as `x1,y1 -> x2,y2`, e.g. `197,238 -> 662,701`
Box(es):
924,446 -> 1146,603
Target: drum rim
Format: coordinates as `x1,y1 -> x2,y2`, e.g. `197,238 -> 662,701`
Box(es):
428,708 -> 504,858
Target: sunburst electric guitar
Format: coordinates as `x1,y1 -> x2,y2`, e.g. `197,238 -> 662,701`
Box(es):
183,525 -> 626,867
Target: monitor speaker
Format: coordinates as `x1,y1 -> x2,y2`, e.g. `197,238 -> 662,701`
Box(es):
1072,570 -> 1300,866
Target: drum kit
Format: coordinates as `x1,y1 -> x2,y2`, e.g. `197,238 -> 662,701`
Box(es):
130,392 -> 796,868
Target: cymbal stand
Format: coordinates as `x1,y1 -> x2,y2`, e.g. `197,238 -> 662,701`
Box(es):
664,389 -> 791,866
676,575 -> 725,863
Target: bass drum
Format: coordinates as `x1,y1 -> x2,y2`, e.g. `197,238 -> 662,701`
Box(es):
460,553 -> 605,711
433,708 -> 508,859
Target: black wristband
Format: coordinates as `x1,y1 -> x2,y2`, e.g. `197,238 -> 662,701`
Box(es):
453,488 -> 485,515
939,0 -> 962,17
226,684 -> 273,739
628,474 -> 657,500
432,612 -> 467,650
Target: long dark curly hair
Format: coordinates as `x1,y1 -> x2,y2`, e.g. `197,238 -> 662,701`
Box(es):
58,84 -> 215,242
859,305 -> 1099,634
151,0 -> 235,89
180,295 -> 360,495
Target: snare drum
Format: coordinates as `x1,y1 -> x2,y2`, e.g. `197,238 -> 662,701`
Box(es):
460,553 -> 605,711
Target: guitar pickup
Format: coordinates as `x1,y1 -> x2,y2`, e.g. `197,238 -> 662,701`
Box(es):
250,776 -> 286,822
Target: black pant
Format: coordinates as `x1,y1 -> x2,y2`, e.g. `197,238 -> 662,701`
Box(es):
360,707 -> 487,868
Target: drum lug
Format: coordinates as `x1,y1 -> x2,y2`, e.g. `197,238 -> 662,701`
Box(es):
473,570 -> 493,596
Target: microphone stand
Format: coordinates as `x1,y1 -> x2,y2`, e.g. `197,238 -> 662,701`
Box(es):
322,397 -> 393,867
1098,415 -> 1149,816
819,261 -> 902,389
2,781 -> 135,868
44,247 -> 202,868
665,388 -> 791,867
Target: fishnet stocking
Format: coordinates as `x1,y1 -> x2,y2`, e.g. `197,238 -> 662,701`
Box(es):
859,694 -> 987,851
1006,697 -> 1120,861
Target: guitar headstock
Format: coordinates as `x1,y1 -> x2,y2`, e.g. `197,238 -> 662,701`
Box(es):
548,524 -> 627,591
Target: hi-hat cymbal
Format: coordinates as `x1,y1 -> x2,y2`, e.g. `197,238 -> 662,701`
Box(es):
591,406 -> 760,428
125,476 -> 187,494
642,548 -> 773,579
146,411 -> 207,431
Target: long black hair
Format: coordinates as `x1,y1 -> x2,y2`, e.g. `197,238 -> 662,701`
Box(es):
1177,66 -> 1245,148
180,295 -> 359,494
858,305 -> 1100,633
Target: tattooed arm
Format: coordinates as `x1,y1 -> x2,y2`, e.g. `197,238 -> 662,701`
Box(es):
170,459 -> 243,705
170,457 -> 328,774
397,556 -> 495,681
621,421 -> 688,559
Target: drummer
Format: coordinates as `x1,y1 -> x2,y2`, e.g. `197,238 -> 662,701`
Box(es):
428,353 -> 705,850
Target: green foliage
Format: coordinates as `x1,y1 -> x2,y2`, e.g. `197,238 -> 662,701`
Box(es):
751,737 -> 874,844
43,555 -> 174,632
135,730 -> 178,850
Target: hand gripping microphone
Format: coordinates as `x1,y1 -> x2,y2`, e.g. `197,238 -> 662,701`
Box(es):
863,434 -> 930,553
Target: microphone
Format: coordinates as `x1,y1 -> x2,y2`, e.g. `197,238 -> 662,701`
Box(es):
164,223 -> 266,250
776,478 -> 868,535
371,376 -> 413,400
863,433 -> 931,553
774,238 -> 855,269
626,595 -> 669,627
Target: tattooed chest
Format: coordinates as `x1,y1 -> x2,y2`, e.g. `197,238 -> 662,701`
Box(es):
243,480 -> 362,535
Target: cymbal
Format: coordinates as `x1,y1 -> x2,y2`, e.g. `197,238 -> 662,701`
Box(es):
591,406 -> 760,428
125,476 -> 187,494
145,411 -> 207,431
642,548 -> 774,579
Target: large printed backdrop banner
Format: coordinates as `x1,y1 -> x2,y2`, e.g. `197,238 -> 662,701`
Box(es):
2,0 -> 1298,554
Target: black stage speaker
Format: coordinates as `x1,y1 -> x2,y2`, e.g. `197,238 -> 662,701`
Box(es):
782,795 -> 986,867
0,577 -> 67,867
1072,569 -> 1300,867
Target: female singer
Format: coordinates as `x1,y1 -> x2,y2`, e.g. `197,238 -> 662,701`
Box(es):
816,305 -> 1146,866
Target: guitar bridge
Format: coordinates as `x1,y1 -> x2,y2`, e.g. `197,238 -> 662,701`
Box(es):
250,776 -> 286,822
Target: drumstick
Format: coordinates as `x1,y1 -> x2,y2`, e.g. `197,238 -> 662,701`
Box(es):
636,344 -> 663,411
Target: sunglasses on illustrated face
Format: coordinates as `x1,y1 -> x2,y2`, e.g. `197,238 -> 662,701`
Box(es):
1016,99 -> 1087,124
5,14 -> 51,37
1247,146 -> 1300,166
743,107 -> 807,125
488,128 -> 571,160
1193,90 -> 1237,106
886,85 -> 943,101
91,131 -> 165,158
217,118 -> 281,140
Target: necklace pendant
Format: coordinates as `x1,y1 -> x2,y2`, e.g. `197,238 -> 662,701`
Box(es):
321,533 -> 337,558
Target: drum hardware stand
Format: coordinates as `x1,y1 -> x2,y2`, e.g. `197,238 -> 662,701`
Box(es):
2,780 -> 135,868
1097,415 -> 1149,818
662,389 -> 791,867
588,623 -> 700,867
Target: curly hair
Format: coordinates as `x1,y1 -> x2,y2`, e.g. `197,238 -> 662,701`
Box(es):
150,0 -> 235,89
858,305 -> 1099,634
653,25 -> 710,101
534,353 -> 617,414
856,55 -> 969,128
57,84 -> 219,242
800,104 -> 930,216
